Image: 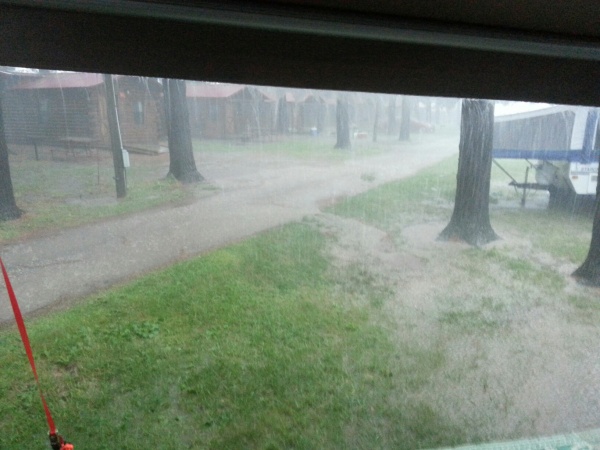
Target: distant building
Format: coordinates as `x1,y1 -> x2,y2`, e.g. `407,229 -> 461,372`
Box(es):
275,92 -> 296,134
295,93 -> 327,134
2,72 -> 165,154
186,82 -> 275,140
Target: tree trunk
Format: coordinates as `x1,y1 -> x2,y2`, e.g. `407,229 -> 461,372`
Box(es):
316,101 -> 325,135
425,97 -> 433,123
399,95 -> 411,141
387,96 -> 396,134
572,157 -> 600,285
438,99 -> 498,247
0,82 -> 22,221
334,98 -> 351,149
276,96 -> 289,134
164,78 -> 203,183
372,96 -> 380,143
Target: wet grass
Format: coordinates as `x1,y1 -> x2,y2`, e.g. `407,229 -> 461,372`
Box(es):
566,294 -> 600,326
438,308 -> 505,332
328,155 -> 592,262
193,135 -> 392,161
335,262 -> 395,309
1,134 -> 433,243
0,223 -> 463,449
0,157 -> 193,242
327,158 -> 598,443
491,208 -> 592,263
329,155 -> 458,234
467,248 -> 567,292
3,139 -> 598,448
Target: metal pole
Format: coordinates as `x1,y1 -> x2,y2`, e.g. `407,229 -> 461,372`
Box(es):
103,74 -> 127,198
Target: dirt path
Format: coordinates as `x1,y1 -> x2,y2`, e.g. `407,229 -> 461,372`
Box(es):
0,135 -> 459,323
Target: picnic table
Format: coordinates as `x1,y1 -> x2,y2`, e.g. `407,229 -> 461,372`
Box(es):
28,135 -> 97,160
58,136 -> 96,158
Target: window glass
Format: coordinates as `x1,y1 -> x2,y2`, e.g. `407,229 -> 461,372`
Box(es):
1,68 -> 599,450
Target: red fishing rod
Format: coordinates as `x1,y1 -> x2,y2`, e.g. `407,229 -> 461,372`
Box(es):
1,256 -> 73,450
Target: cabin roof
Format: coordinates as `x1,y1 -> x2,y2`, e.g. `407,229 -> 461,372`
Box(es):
12,72 -> 105,90
186,83 -> 246,98
494,102 -> 579,122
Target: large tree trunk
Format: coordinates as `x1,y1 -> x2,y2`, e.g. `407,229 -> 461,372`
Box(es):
0,86 -> 22,221
164,78 -> 203,183
399,95 -> 411,141
438,99 -> 498,247
334,98 -> 351,149
572,158 -> 600,285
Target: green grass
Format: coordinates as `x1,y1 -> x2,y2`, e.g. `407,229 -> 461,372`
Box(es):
491,208 -> 592,263
0,223 -> 461,449
465,248 -> 567,291
193,134 -> 413,161
489,159 -> 592,262
329,155 -> 592,261
0,159 -> 194,242
2,133 -> 435,243
4,140 -> 598,448
566,294 -> 600,325
329,156 -> 458,237
432,247 -> 569,336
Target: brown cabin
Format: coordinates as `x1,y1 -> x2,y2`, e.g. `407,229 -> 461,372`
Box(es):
295,93 -> 329,135
2,72 -> 165,154
186,82 -> 275,140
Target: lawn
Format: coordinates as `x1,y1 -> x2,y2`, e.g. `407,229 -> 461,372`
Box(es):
0,155 -> 193,242
326,155 -> 600,445
0,223 -> 463,449
329,155 -> 594,261
192,134 -> 400,161
2,151 -> 598,449
1,134 -> 403,243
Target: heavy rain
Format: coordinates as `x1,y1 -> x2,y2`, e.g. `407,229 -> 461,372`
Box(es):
1,67 -> 599,449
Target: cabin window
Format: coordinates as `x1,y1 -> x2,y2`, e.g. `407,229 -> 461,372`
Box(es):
133,100 -> 144,125
2,65 -> 598,450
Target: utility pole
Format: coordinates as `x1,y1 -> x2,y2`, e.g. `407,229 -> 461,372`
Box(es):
103,74 -> 127,198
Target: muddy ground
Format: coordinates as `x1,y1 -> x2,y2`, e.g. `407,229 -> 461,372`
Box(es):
313,211 -> 600,444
